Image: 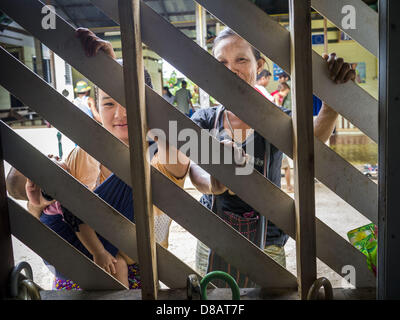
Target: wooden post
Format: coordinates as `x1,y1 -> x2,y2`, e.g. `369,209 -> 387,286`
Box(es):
0,129 -> 14,299
289,0 -> 317,299
118,0 -> 158,299
323,18 -> 328,54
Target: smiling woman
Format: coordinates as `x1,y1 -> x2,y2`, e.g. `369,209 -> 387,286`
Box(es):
189,27 -> 355,288
98,93 -> 129,145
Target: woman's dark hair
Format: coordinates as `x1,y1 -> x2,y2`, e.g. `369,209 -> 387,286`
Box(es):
256,69 -> 271,81
163,86 -> 172,97
117,58 -> 153,89
212,27 -> 263,61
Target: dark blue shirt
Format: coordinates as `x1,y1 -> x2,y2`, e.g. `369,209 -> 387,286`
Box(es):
191,106 -> 290,247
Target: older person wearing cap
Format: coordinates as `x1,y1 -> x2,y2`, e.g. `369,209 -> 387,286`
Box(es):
73,80 -> 101,122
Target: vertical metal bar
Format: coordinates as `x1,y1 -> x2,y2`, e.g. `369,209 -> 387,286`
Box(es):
34,38 -> 44,79
323,18 -> 328,54
378,0 -> 400,299
49,50 -> 57,89
118,0 -> 158,299
289,0 -> 317,299
0,129 -> 14,299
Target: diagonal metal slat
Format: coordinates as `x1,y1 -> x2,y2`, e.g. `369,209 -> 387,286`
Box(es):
0,20 -> 375,286
88,0 -> 378,226
8,198 -> 126,290
195,0 -> 378,143
0,46 -> 131,185
151,166 -> 297,288
0,31 -> 296,241
0,0 -> 292,154
0,48 -> 295,288
0,0 -> 375,287
311,51 -> 378,143
0,46 -> 374,286
315,218 -> 375,288
195,0 -> 290,72
90,0 -> 375,287
2,43 -> 376,229
0,122 -> 198,289
314,139 -> 377,224
148,87 -> 375,287
88,0 -> 294,156
311,0 -> 378,57
0,45 -> 295,238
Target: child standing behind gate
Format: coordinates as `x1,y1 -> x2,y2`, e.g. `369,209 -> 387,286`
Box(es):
7,28 -> 190,290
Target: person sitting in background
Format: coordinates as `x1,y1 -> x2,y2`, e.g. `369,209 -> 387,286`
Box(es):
273,82 -> 290,106
73,80 -> 101,123
255,69 -> 274,102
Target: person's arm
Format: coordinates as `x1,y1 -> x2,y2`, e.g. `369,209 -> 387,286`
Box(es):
313,53 -> 356,143
161,143 -> 190,179
87,97 -> 102,123
189,162 -> 232,195
313,103 -> 339,143
189,162 -> 211,194
75,224 -> 117,275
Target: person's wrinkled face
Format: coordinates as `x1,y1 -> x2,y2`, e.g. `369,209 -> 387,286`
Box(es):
98,89 -> 129,145
213,35 -> 264,87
